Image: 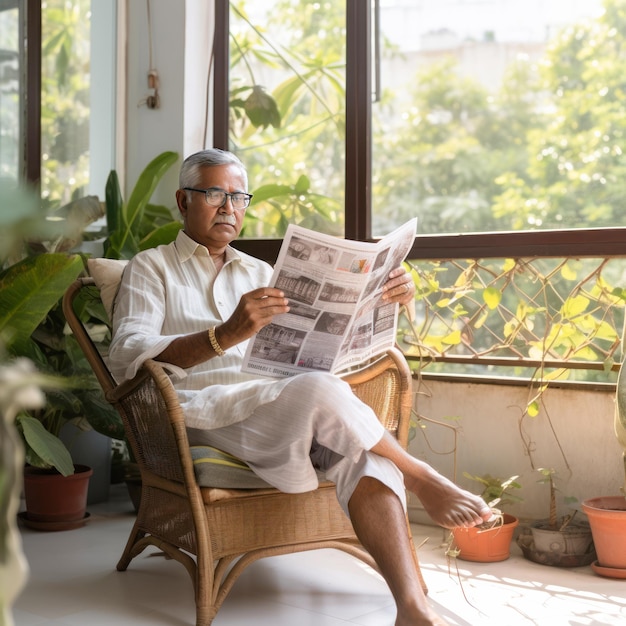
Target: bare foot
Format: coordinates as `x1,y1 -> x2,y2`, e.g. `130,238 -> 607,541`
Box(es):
396,602 -> 450,626
405,465 -> 493,529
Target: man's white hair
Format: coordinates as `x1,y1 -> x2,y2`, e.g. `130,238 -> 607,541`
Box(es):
179,148 -> 248,189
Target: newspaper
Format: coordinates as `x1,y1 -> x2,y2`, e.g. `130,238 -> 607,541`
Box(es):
241,217 -> 417,378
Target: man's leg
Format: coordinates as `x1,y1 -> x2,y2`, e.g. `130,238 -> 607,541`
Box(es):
348,477 -> 448,626
191,372 -> 491,527
370,431 -> 493,529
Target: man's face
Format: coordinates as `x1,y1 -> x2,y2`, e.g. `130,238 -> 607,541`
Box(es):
176,163 -> 247,251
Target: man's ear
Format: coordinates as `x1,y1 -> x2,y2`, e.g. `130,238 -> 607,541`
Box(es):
175,189 -> 188,217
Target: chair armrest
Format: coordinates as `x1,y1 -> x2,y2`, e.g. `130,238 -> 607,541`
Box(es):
340,347 -> 413,448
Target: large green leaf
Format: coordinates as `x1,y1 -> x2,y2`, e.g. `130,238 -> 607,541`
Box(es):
105,169 -> 124,234
105,151 -> 178,259
125,151 -> 178,237
18,415 -> 75,476
0,253 -> 84,352
139,221 -> 182,251
249,183 -> 297,203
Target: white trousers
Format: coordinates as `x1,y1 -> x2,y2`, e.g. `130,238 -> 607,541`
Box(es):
188,371 -> 406,517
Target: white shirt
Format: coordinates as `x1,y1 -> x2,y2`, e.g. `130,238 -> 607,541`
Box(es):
109,230 -> 295,430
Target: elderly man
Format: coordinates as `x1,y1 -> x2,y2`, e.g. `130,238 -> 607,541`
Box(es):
109,149 -> 491,626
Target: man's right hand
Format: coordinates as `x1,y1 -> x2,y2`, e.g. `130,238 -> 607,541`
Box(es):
217,288 -> 290,349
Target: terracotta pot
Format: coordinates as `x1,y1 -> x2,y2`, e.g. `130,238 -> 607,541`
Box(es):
451,513 -> 519,562
582,496 -> 626,571
22,464 -> 93,531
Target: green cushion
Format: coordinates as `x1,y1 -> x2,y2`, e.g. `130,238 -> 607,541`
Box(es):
190,445 -> 273,489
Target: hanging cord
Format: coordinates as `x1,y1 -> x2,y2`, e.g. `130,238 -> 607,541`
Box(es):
142,0 -> 160,109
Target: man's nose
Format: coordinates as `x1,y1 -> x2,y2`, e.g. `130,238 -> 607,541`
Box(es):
219,195 -> 235,213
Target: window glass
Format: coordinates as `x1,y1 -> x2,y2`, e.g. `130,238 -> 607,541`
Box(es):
372,0 -> 609,237
0,1 -> 19,184
41,0 -> 91,206
228,0 -> 346,238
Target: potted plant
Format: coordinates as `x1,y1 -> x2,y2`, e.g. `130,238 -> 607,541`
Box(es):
581,346 -> 626,578
2,254 -> 110,530
449,473 -> 522,562
518,468 -> 596,567
3,151 -> 181,529
0,192 -> 126,529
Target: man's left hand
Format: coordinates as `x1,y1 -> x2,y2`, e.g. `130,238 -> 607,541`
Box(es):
382,267 -> 415,306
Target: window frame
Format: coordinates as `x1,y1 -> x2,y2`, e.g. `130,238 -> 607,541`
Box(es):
24,0 -> 41,186
212,0 -> 626,267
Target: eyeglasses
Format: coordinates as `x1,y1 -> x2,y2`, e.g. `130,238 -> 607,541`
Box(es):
183,187 -> 253,210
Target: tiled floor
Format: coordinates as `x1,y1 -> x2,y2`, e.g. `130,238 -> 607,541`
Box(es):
12,485 -> 626,626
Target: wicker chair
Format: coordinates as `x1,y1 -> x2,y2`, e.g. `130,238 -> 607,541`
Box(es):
62,276 -> 427,626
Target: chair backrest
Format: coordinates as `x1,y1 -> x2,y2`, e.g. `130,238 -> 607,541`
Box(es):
62,277 -> 117,395
62,278 -> 189,485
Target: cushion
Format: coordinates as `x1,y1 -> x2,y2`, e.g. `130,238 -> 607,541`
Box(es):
191,445 -> 273,489
87,258 -> 129,319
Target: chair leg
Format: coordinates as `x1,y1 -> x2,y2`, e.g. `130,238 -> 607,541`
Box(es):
116,522 -> 146,571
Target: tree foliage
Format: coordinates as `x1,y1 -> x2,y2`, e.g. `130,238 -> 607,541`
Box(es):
40,0 -> 91,207
230,0 -> 626,237
492,0 -> 626,230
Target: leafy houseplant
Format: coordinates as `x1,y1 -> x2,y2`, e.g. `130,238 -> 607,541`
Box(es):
7,151 -> 182,477
1,184 -> 116,531
2,151 -> 181,528
517,468 -> 596,567
449,473 -> 521,562
102,150 -> 181,260
2,251 -> 88,476
1,188 -> 129,478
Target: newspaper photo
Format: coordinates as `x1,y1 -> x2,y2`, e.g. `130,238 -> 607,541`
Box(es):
241,217 -> 417,378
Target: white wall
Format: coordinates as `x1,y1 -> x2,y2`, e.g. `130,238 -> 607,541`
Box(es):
123,0 -> 215,211
89,0 -> 117,197
123,0 -> 186,209
408,379 -> 623,525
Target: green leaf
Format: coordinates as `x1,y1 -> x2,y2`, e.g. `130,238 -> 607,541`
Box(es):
106,151 -> 178,259
106,229 -> 139,260
18,415 -> 75,476
273,74 -> 307,116
527,401 -> 540,417
139,221 -> 183,251
294,175 -> 310,194
560,262 -> 578,281
442,330 -> 462,345
482,287 -> 502,310
125,151 -> 178,236
244,85 -> 281,128
474,310 -> 489,329
0,253 -> 84,352
561,294 -> 590,319
249,183 -> 296,203
77,393 -> 125,440
105,169 -> 124,234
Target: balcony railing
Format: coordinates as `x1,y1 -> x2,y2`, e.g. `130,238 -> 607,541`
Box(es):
399,228 -> 626,386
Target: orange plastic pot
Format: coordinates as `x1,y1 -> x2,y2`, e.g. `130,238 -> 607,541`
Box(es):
582,496 -> 626,571
451,513 -> 519,562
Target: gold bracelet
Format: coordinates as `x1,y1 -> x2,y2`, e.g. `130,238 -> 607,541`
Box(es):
207,326 -> 226,357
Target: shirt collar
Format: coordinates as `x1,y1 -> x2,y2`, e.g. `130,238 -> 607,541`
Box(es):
174,229 -> 257,269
